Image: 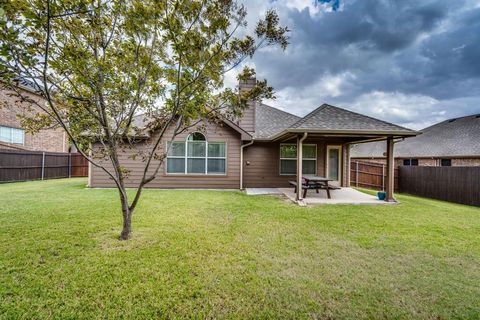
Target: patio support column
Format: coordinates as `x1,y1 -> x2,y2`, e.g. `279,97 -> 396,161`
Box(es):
296,132 -> 308,201
343,144 -> 351,187
386,137 -> 395,202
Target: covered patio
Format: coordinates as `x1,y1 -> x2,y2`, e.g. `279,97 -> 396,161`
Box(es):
267,105 -> 418,205
278,187 -> 394,205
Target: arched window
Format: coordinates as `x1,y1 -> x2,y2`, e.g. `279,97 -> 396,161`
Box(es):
166,132 -> 226,175
187,132 -> 206,141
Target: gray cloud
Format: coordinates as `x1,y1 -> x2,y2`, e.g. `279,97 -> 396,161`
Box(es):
239,0 -> 480,129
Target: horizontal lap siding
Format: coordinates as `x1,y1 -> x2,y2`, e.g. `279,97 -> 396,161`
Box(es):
243,140 -> 332,188
243,143 -> 289,188
238,102 -> 255,132
90,122 -> 241,188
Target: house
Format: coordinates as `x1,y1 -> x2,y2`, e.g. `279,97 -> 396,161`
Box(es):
350,114 -> 480,167
0,82 -> 68,153
88,78 -> 418,201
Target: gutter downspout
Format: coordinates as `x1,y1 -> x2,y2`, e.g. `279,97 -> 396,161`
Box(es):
240,139 -> 254,190
296,132 -> 308,203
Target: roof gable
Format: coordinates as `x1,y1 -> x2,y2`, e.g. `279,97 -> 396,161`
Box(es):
290,104 -> 415,133
132,113 -> 252,140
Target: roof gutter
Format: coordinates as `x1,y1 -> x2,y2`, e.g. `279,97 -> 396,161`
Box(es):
270,129 -> 420,141
240,139 -> 255,190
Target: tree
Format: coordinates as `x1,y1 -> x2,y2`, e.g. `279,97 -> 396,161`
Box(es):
0,0 -> 288,240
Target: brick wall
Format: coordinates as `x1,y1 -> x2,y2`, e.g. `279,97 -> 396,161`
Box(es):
0,86 -> 67,152
452,158 -> 480,166
418,159 -> 438,166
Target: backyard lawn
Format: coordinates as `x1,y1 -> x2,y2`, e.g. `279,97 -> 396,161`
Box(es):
1,178 -> 479,319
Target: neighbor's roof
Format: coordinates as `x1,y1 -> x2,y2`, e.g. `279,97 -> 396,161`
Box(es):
253,103 -> 300,139
351,114 -> 480,158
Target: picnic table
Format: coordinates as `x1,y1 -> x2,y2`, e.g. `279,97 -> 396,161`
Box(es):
289,175 -> 336,199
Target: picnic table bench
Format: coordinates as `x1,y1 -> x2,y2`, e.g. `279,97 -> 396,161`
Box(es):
289,175 -> 338,199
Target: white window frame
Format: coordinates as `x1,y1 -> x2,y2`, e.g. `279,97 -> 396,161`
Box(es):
279,143 -> 317,176
206,142 -> 227,175
166,133 -> 227,175
166,141 -> 186,174
0,126 -> 24,145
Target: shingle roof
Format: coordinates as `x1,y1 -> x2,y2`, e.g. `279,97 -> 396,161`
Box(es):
289,104 -> 415,133
254,104 -> 300,139
132,102 -> 417,141
351,114 -> 480,158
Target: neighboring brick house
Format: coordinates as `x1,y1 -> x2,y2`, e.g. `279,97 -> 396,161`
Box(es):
351,114 -> 480,167
0,83 -> 68,152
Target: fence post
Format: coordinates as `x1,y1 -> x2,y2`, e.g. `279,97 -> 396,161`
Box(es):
41,152 -> 45,180
382,164 -> 385,191
356,161 -> 359,187
68,153 -> 72,178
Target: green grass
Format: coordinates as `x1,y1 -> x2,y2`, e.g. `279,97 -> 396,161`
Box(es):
1,178 -> 479,319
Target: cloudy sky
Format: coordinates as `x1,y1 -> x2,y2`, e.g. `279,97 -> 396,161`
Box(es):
226,0 -> 480,130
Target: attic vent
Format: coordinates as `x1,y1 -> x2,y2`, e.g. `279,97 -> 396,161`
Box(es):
448,119 -> 456,123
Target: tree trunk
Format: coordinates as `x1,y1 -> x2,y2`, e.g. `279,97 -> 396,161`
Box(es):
118,187 -> 133,240
120,208 -> 132,240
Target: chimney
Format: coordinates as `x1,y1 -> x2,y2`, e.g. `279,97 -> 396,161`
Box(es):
237,77 -> 257,133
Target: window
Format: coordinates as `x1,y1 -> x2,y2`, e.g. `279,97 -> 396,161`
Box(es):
0,126 -> 24,145
279,144 -> 316,175
440,159 -> 452,167
403,159 -> 418,166
166,132 -> 226,175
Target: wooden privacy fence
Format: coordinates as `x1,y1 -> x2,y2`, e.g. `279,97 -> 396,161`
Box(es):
350,160 -> 399,191
398,166 -> 480,206
0,149 -> 88,183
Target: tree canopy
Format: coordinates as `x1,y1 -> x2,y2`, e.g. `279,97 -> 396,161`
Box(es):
0,0 -> 288,239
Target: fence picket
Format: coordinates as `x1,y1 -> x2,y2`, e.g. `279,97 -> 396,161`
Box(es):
350,160 -> 398,191
0,149 -> 88,182
398,166 -> 479,207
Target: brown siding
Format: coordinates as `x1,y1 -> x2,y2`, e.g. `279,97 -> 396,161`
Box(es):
89,121 -> 241,189
243,139 -> 348,188
237,78 -> 256,132
243,142 -> 291,188
0,87 -> 67,152
237,101 -> 256,132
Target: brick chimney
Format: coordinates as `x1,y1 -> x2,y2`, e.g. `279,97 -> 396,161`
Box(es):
237,77 -> 256,133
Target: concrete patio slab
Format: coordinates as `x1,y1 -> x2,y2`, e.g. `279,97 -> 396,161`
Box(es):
279,187 -> 396,205
245,188 -> 283,195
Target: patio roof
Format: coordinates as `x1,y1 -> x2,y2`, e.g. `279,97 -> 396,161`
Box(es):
270,104 -> 419,141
